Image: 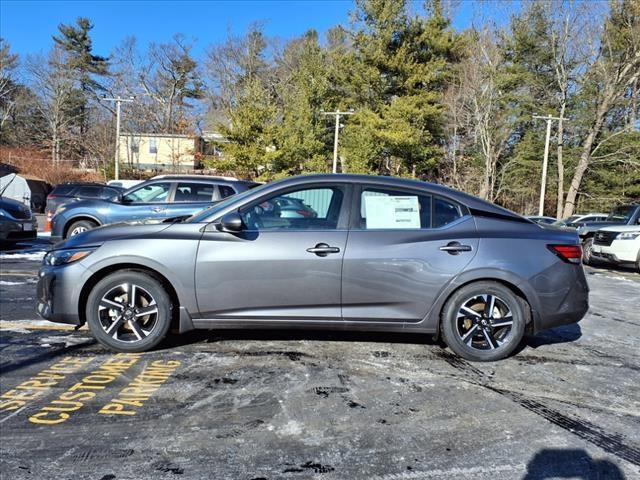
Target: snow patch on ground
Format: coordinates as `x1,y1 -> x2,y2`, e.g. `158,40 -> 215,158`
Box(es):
0,279 -> 37,285
0,251 -> 46,261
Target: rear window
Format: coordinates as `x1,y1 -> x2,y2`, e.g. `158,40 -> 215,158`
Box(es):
74,186 -> 104,198
174,183 -> 215,202
51,185 -> 75,196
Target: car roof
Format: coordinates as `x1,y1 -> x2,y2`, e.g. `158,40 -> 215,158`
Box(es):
54,182 -> 106,187
270,174 -> 526,221
151,174 -> 239,182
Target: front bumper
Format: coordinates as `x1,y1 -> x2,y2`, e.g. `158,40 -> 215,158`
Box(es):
592,241 -> 638,264
36,262 -> 89,325
0,216 -> 37,242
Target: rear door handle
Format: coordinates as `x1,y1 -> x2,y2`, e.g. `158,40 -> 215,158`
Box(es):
306,243 -> 341,257
151,207 -> 166,213
439,242 -> 472,255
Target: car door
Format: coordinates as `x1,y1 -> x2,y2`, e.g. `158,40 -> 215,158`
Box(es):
114,182 -> 173,222
165,181 -> 217,219
341,184 -> 479,323
195,184 -> 350,321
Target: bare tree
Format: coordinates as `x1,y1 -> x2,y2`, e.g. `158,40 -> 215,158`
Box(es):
562,1 -> 640,217
458,29 -> 516,201
0,38 -> 19,131
26,46 -> 82,163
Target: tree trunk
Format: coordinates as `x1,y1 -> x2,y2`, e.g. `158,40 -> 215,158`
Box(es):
562,106 -> 607,218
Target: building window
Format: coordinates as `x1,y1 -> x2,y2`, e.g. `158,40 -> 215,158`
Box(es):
149,138 -> 158,154
131,137 -> 139,153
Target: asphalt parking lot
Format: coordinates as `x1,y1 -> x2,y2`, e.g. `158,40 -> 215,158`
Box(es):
1,238 -> 639,479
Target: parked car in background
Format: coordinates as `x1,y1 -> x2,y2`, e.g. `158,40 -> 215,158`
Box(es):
0,195 -> 37,246
50,175 -> 258,240
45,183 -> 125,231
526,215 -> 557,225
38,174 -> 589,361
577,204 -> 640,264
552,213 -> 608,228
591,225 -> 640,272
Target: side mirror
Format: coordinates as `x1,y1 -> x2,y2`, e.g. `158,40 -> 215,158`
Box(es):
219,212 -> 244,233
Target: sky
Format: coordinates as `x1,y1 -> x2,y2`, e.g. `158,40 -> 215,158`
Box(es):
1,0 -> 520,59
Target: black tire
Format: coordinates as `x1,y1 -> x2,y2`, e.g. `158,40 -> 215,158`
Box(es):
582,237 -> 594,265
85,270 -> 172,353
66,219 -> 98,238
441,281 -> 527,362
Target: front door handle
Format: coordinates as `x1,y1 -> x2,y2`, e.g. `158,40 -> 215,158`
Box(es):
439,241 -> 472,255
306,243 -> 341,257
151,207 -> 166,213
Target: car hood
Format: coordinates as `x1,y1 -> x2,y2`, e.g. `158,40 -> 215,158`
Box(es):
56,221 -> 172,249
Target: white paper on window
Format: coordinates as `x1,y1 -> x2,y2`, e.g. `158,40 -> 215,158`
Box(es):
364,195 -> 420,229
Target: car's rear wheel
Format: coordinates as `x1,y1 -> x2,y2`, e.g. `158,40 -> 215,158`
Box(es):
582,237 -> 594,265
67,219 -> 98,238
441,282 -> 526,362
86,270 -> 172,352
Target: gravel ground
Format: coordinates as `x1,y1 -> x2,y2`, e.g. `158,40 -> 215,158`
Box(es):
1,239 -> 639,480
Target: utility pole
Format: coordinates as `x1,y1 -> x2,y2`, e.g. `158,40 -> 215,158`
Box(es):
322,110 -> 354,173
533,114 -> 565,216
103,96 -> 135,180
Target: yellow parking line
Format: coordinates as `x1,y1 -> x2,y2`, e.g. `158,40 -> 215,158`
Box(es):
0,322 -> 88,331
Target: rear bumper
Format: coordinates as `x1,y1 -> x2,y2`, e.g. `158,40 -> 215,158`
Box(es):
530,265 -> 589,333
0,217 -> 37,242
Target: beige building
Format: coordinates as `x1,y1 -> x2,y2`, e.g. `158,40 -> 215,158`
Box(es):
118,133 -> 204,172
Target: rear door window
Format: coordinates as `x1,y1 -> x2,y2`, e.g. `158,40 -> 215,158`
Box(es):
357,187 -> 464,229
219,185 -> 236,199
173,183 -> 215,202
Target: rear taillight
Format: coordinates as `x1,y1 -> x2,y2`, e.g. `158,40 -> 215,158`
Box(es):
548,244 -> 582,264
47,194 -> 57,199
44,212 -> 53,232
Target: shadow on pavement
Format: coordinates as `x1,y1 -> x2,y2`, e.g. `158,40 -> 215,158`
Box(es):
0,338 -> 96,375
525,323 -> 582,349
160,328 -> 438,351
524,448 -> 624,479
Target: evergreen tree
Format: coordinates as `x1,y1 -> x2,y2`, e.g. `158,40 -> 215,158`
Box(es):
52,17 -> 109,158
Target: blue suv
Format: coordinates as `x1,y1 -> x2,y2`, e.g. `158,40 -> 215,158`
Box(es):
51,175 -> 258,240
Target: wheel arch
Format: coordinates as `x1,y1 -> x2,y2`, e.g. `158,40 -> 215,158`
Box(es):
78,263 -> 181,329
417,269 -> 540,338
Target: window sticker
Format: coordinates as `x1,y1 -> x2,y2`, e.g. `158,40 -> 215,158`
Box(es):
364,195 -> 420,229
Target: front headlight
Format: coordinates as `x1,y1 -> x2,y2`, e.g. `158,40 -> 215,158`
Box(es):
44,247 -> 97,266
616,232 -> 640,240
0,208 -> 11,218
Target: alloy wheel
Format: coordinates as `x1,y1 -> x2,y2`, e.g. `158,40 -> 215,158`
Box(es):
456,294 -> 514,351
70,226 -> 88,236
98,283 -> 159,343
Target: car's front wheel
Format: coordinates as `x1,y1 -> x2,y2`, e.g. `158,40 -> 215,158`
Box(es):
441,282 -> 527,362
67,219 -> 98,238
85,270 -> 172,352
582,237 -> 594,265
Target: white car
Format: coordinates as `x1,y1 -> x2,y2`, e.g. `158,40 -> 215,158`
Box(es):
591,225 -> 640,272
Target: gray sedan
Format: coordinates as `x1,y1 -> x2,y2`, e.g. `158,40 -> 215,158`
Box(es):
36,174 -> 589,361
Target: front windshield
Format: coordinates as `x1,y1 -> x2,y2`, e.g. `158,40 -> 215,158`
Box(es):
607,205 -> 634,222
187,182 -> 271,222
